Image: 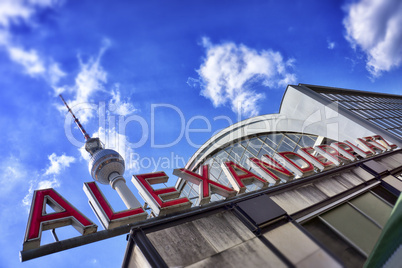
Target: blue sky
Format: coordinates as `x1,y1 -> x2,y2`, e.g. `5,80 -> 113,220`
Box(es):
1,0 -> 401,267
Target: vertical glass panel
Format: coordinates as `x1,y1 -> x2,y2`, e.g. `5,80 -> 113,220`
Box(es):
256,135 -> 269,143
224,145 -> 233,154
192,183 -> 199,193
230,144 -> 245,163
209,160 -> 222,180
303,217 -> 366,268
190,197 -> 199,207
257,146 -> 275,159
189,188 -> 198,198
321,203 -> 382,255
299,135 -> 316,148
182,183 -> 191,196
293,145 -> 302,153
340,102 -> 352,109
286,133 -> 301,143
349,192 -> 392,227
240,150 -> 254,170
277,140 -> 294,152
210,194 -> 221,202
240,139 -> 248,148
266,133 -> 283,149
218,172 -> 230,186
283,136 -> 297,146
215,150 -> 230,163
247,137 -> 263,156
245,183 -> 258,192
226,153 -> 238,163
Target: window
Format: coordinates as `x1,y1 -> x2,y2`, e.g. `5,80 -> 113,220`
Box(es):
319,92 -> 402,138
301,187 -> 395,267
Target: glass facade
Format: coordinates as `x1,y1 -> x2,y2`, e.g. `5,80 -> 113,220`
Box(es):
302,186 -> 395,267
318,91 -> 402,137
180,132 -> 320,206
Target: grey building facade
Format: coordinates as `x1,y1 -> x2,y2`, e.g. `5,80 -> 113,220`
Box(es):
123,84 -> 402,268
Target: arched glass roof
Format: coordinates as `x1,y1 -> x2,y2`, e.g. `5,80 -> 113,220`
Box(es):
180,132 -> 329,206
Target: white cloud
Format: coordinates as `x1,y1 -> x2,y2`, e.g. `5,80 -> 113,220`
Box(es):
8,47 -> 46,76
327,41 -> 336,50
80,127 -> 139,173
57,40 -> 110,124
6,45 -> 66,85
75,46 -> 108,101
109,84 -> 137,116
29,0 -> 61,6
343,0 -> 402,77
0,0 -> 65,83
22,152 -> 73,208
22,153 -> 72,208
0,0 -> 33,27
44,153 -> 76,176
0,156 -> 27,196
191,37 -> 296,117
0,0 -> 134,125
48,62 -> 66,86
0,0 -> 62,28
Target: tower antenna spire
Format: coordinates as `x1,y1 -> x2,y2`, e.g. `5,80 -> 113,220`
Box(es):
59,94 -> 91,141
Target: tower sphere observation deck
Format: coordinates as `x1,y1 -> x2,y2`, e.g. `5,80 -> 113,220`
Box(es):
59,95 -> 141,209
89,148 -> 125,185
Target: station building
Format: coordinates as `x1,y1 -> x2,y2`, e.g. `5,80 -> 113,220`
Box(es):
122,84 -> 402,268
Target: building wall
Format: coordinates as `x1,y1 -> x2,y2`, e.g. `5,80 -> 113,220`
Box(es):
280,85 -> 402,146
124,85 -> 402,267
123,150 -> 402,268
280,85 -> 389,144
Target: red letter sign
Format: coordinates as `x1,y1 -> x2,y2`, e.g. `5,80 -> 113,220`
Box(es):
343,140 -> 374,158
173,165 -> 236,205
83,182 -> 147,229
132,172 -> 191,216
248,156 -> 294,183
372,135 -> 397,150
314,145 -> 351,166
275,151 -> 315,177
222,161 -> 268,193
331,141 -> 360,160
357,136 -> 387,154
23,188 -> 97,250
298,147 -> 336,171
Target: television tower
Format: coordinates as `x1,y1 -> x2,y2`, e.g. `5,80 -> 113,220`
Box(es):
60,95 -> 141,209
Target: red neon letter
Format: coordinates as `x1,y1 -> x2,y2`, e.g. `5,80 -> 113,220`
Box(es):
173,165 -> 236,205
314,145 -> 351,166
357,136 -> 387,154
344,140 -> 374,158
275,151 -> 315,177
248,156 -> 294,183
331,141 -> 360,160
222,161 -> 268,193
132,172 -> 191,216
83,182 -> 147,229
372,135 -> 397,150
298,147 -> 336,171
23,188 -> 97,250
